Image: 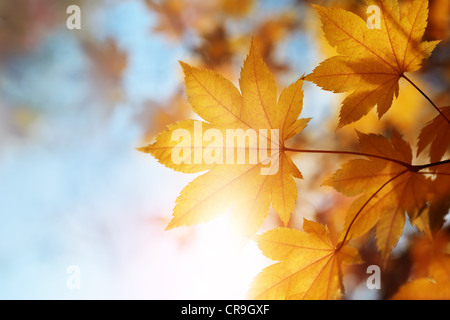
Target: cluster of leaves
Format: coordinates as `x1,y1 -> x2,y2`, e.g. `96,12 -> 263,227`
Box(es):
140,0 -> 450,299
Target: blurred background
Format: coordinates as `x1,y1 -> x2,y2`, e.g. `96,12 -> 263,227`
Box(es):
0,0 -> 448,299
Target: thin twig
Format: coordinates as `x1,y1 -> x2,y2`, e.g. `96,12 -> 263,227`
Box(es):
336,169 -> 409,251
284,147 -> 413,169
401,74 -> 450,124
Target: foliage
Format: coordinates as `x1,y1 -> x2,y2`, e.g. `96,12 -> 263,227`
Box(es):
141,0 -> 450,300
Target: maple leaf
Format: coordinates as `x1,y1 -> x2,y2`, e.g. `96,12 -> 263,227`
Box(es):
145,0 -> 185,40
85,39 -> 127,82
392,232 -> 450,299
325,130 -> 433,262
221,0 -> 254,17
391,278 -> 450,299
248,219 -> 361,300
417,106 -> 450,163
138,41 -> 310,235
305,0 -> 440,128
409,162 -> 450,235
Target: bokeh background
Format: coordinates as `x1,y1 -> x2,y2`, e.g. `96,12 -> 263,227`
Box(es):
0,0 -> 448,299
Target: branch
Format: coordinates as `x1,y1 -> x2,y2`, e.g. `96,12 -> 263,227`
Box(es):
401,74 -> 450,124
414,158 -> 450,171
336,169 -> 409,251
284,147 -> 413,169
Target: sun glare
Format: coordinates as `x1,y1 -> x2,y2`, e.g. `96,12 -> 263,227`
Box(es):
178,211 -> 271,299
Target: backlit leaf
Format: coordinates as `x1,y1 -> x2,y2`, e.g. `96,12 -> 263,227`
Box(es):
139,41 -> 309,235
248,219 -> 361,300
305,0 -> 439,128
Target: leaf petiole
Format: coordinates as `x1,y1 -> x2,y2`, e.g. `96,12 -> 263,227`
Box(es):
401,74 -> 450,124
284,147 -> 413,169
336,169 -> 409,252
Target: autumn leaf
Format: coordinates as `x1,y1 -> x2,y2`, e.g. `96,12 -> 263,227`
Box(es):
417,106 -> 450,162
305,0 -> 440,128
325,130 -> 433,262
221,0 -> 254,17
138,41 -> 310,235
391,278 -> 450,299
85,39 -> 127,82
392,232 -> 450,299
136,0 -> 449,300
409,162 -> 450,235
145,0 -> 186,40
248,219 -> 361,300
411,232 -> 450,280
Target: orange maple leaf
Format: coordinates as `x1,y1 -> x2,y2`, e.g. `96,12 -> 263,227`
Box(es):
325,130 -> 434,262
305,0 -> 440,128
392,232 -> 450,300
138,41 -> 310,236
248,219 -> 361,300
417,106 -> 450,163
409,162 -> 450,235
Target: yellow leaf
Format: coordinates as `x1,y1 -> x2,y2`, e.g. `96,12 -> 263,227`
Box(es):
248,219 -> 361,300
271,154 -> 301,226
410,161 -> 450,236
137,120 -> 217,173
277,79 -> 306,141
180,62 -> 244,127
391,278 -> 450,300
139,42 -> 309,235
417,106 -> 450,163
375,200 -> 406,262
392,233 -> 450,299
221,0 -> 254,17
168,164 -> 271,233
305,0 -> 439,128
326,130 -> 433,262
239,40 -> 278,130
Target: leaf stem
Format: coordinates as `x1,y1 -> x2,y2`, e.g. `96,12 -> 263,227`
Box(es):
336,169 -> 409,252
336,159 -> 449,251
287,145 -> 450,251
334,158 -> 449,251
285,147 -> 450,172
401,74 -> 450,124
413,158 -> 450,171
284,147 -> 413,168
